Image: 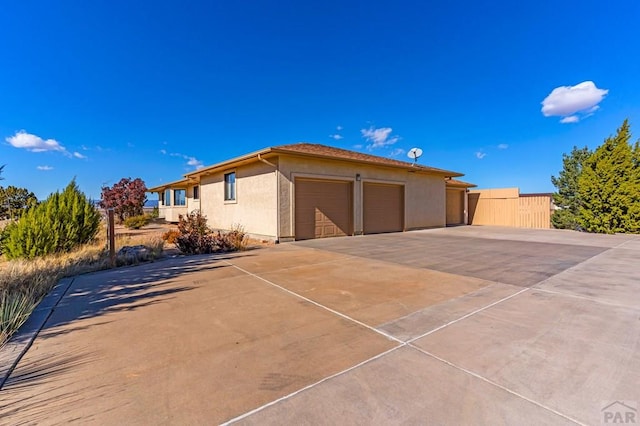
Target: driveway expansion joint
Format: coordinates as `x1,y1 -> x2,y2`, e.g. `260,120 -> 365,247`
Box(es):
408,345 -> 587,426
223,259 -> 404,345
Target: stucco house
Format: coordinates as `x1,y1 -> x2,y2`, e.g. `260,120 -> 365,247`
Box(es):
148,143 -> 474,241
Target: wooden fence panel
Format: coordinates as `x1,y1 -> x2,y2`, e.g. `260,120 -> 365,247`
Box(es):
517,196 -> 552,229
468,188 -> 551,229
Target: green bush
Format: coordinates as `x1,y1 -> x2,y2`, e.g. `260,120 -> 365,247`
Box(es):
123,215 -> 150,229
2,180 -> 101,259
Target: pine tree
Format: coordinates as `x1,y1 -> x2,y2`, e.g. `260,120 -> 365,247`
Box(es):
578,119 -> 640,233
551,146 -> 591,229
0,186 -> 38,220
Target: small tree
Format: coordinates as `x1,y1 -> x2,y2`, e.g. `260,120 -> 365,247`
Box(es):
0,186 -> 38,220
550,146 -> 591,229
2,180 -> 101,259
99,178 -> 147,223
578,119 -> 640,233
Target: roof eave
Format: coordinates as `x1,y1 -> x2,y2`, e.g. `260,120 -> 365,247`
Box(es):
185,147 -> 275,179
148,178 -> 191,192
272,148 -> 464,177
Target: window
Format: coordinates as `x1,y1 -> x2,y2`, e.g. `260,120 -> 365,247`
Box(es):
163,189 -> 171,206
224,172 -> 236,201
193,185 -> 199,200
174,189 -> 186,206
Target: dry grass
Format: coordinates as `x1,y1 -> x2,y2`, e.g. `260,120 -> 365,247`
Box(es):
0,226 -> 166,347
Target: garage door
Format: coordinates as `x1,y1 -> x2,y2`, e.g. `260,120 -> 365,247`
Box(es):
295,179 -> 353,240
446,189 -> 465,225
363,183 -> 404,234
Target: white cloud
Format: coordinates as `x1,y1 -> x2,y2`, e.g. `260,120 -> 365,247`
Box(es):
497,143 -> 509,150
160,149 -> 167,155
336,125 -> 343,131
329,134 -> 343,140
37,165 -> 54,171
541,81 -> 608,123
6,130 -> 65,153
186,156 -> 204,169
560,115 -> 580,124
475,152 -> 487,159
361,126 -> 400,149
170,152 -> 204,169
73,151 -> 87,159
389,148 -> 406,157
353,144 -> 364,149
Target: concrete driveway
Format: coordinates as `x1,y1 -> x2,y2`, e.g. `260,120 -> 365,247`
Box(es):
1,226 -> 639,425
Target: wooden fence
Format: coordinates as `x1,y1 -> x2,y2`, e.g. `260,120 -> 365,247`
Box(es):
468,188 -> 552,229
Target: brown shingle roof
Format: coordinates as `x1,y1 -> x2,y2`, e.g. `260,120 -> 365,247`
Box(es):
180,142 -> 464,181
273,143 -> 462,176
446,178 -> 477,188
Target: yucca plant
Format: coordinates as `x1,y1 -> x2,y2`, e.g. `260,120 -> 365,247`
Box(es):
0,291 -> 36,344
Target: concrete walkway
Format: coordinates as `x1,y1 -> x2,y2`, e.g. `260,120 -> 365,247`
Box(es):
1,226 -> 638,425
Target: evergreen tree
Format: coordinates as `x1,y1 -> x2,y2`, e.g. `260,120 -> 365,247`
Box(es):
578,119 -> 640,233
0,186 -> 38,220
2,180 -> 101,259
551,146 -> 591,229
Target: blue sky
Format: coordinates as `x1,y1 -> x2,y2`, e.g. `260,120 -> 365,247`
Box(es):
1,1 -> 639,200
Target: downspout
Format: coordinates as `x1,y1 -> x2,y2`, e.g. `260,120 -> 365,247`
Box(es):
257,154 -> 279,242
464,188 -> 469,225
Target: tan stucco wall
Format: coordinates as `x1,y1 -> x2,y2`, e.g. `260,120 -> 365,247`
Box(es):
199,161 -> 278,238
157,185 -> 200,222
277,155 -> 446,239
405,172 -> 446,229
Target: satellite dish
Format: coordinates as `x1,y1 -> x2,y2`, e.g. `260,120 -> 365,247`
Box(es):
407,147 -> 423,163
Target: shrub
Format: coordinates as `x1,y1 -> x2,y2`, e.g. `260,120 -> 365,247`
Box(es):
2,180 -> 101,259
174,212 -> 247,254
124,214 -> 150,229
174,211 -> 216,255
162,229 -> 180,244
221,224 -> 247,251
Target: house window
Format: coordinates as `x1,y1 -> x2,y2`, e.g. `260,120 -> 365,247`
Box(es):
193,185 -> 199,200
164,189 -> 171,206
174,189 -> 186,206
224,172 -> 236,201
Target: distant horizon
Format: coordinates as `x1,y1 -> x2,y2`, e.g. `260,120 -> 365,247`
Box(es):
2,1 -> 639,199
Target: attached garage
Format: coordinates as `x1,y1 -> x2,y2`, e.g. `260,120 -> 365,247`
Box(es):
154,143 -> 471,242
294,178 -> 353,240
445,179 -> 476,226
363,182 -> 404,234
446,189 -> 465,225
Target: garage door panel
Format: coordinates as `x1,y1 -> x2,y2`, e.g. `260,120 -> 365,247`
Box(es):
295,179 -> 352,240
446,189 -> 464,225
363,183 -> 404,234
